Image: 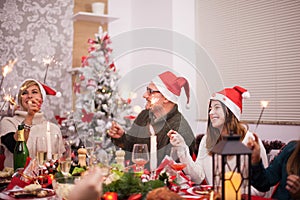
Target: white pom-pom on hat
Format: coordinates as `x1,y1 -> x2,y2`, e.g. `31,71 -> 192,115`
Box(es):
242,91 -> 250,99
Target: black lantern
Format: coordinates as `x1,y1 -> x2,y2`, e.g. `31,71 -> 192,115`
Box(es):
211,133 -> 252,200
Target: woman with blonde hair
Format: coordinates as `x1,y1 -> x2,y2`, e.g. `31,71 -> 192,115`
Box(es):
0,79 -> 65,168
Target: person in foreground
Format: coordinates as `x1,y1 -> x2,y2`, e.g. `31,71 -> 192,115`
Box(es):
169,86 -> 268,195
0,79 -> 65,167
108,71 -> 195,166
69,167 -> 103,200
248,136 -> 300,200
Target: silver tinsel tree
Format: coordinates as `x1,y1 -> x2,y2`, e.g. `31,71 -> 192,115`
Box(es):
61,27 -> 134,163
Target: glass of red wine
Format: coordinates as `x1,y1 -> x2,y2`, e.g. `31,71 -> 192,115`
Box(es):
132,144 -> 149,173
170,147 -> 187,182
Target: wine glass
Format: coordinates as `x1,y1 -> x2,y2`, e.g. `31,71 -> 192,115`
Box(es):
83,129 -> 95,166
51,133 -> 61,161
59,141 -> 72,176
132,144 -> 149,172
35,136 -> 48,168
35,136 -> 48,183
170,147 -> 187,183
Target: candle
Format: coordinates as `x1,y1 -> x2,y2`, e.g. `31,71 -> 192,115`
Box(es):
224,171 -> 241,200
46,122 -> 52,160
149,125 -> 157,172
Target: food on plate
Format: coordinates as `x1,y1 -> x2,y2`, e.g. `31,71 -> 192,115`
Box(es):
24,183 -> 42,191
9,188 -> 54,198
146,187 -> 183,200
0,167 -> 14,178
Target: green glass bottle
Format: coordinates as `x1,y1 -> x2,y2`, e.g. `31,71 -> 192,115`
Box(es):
13,124 -> 29,171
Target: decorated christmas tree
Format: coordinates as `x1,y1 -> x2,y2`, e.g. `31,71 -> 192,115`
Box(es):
61,27 -> 134,163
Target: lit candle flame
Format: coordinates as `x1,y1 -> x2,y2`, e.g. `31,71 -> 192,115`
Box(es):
260,100 -> 269,108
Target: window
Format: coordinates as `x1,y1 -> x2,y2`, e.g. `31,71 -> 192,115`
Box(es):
196,0 -> 300,124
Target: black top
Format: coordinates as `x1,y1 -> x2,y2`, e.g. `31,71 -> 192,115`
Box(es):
112,105 -> 195,168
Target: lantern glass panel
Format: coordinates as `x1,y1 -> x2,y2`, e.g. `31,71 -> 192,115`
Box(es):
212,135 -> 252,200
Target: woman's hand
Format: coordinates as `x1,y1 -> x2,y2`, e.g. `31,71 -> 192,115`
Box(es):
286,174 -> 300,199
27,98 -> 42,116
69,167 -> 103,200
108,121 -> 124,138
167,130 -> 186,147
246,133 -> 261,164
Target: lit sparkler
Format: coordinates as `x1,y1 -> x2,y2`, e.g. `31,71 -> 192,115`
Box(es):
255,100 -> 269,131
0,94 -> 13,111
0,58 -> 17,92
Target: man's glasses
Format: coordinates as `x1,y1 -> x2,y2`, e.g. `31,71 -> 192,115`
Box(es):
146,87 -> 160,95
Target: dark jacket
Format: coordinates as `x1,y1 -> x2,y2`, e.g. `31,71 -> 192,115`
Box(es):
112,105 -> 195,169
251,141 -> 297,200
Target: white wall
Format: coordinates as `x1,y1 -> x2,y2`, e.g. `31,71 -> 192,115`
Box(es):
107,0 -> 300,143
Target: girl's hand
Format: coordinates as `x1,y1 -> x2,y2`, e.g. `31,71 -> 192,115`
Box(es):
167,130 -> 186,147
247,133 -> 261,164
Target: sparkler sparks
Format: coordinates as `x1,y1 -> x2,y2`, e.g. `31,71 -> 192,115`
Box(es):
0,58 -> 17,92
255,100 -> 269,131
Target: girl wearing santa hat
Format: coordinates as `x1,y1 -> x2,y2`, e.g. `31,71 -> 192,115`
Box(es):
0,79 -> 65,168
168,86 -> 269,196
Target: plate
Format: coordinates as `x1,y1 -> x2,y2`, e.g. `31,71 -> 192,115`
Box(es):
0,177 -> 11,190
8,188 -> 55,199
186,185 -> 212,196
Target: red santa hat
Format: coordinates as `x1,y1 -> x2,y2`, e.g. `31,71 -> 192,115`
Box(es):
210,86 -> 250,121
151,71 -> 190,105
20,79 -> 61,101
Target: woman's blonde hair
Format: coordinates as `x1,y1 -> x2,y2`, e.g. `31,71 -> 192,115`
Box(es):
206,100 -> 247,152
17,80 -> 41,106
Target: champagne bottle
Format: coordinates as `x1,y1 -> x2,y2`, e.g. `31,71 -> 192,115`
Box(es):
13,124 -> 29,171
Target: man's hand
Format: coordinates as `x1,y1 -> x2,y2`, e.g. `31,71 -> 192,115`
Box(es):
108,121 -> 125,138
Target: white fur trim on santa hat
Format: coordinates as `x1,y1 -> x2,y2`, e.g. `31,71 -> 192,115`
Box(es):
211,93 -> 241,121
151,76 -> 178,104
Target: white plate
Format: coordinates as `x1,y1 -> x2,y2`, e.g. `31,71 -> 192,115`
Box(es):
186,185 -> 212,196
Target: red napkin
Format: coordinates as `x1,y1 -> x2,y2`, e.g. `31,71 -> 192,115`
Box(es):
6,157 -> 33,190
6,176 -> 30,190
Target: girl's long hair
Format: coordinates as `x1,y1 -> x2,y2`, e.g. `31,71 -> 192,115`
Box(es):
206,100 -> 247,152
286,140 -> 300,176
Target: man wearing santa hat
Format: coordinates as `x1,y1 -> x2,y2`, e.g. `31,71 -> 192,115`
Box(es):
0,79 -> 65,168
108,71 -> 196,167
